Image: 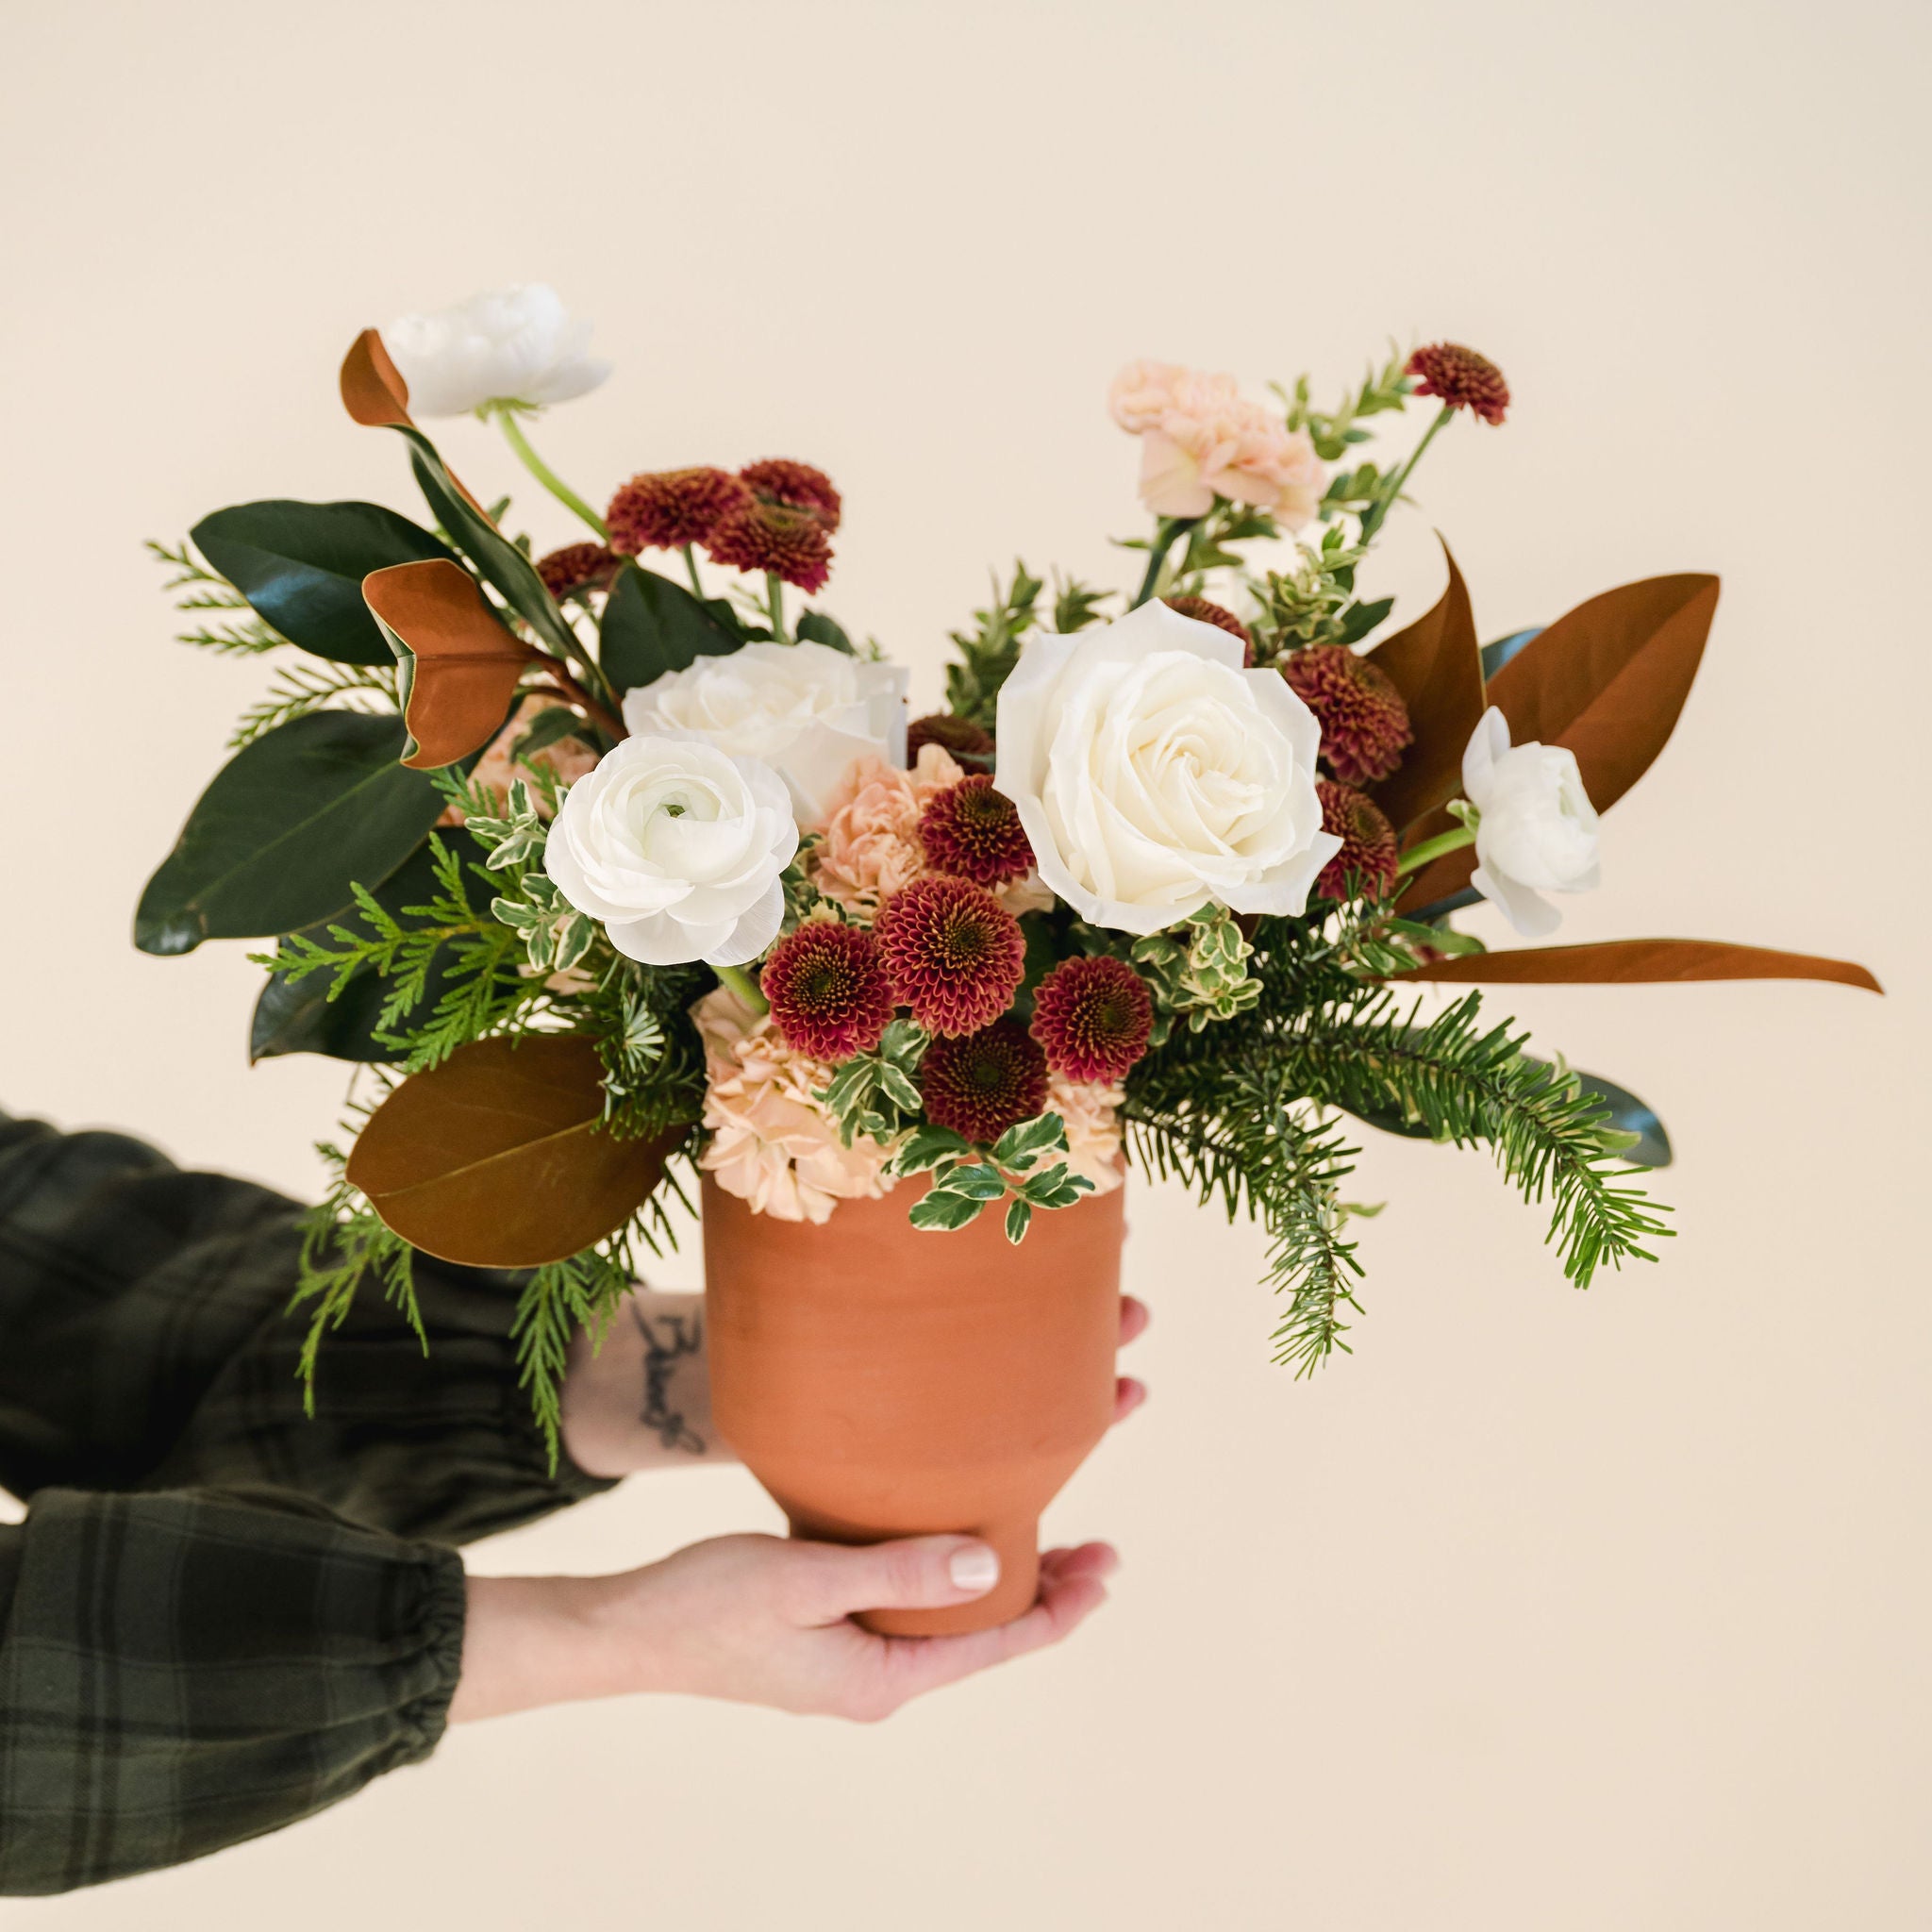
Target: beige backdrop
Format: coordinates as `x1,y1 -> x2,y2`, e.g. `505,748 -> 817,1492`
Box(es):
3,2 -> 1925,1926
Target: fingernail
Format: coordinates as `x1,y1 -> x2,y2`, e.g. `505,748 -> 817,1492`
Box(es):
949,1544 -> 1000,1592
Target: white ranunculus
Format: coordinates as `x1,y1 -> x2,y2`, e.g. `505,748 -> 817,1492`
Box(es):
1461,707 -> 1601,937
994,599 -> 1341,935
622,641 -> 908,826
380,284 -> 611,419
544,733 -> 797,967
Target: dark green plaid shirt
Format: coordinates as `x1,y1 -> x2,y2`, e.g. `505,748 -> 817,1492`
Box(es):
0,1110 -> 613,1894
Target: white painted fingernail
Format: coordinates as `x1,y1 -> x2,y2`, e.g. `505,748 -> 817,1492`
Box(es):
949,1545 -> 1000,1592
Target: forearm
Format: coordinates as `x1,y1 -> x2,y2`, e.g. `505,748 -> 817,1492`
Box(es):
559,1286 -> 724,1478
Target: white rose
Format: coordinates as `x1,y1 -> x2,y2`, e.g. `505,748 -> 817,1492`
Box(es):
380,284 -> 611,418
994,599 -> 1341,934
544,734 -> 797,967
622,641 -> 908,825
1461,707 -> 1601,937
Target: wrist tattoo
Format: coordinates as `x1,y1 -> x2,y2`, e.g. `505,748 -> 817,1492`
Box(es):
632,1302 -> 707,1455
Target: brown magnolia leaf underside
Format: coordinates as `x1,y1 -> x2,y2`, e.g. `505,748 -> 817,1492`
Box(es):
1364,539 -> 1484,835
1397,572 -> 1721,913
340,327 -> 414,427
363,558 -> 532,769
346,1034 -> 678,1267
1390,938 -> 1881,993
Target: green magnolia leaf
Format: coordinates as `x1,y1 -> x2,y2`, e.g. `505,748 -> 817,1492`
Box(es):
190,501 -> 458,667
1004,1196 -> 1034,1244
795,609 -> 857,654
1480,625 -> 1543,682
248,831 -> 501,1064
135,710 -> 446,955
908,1189 -> 988,1231
599,564 -> 742,695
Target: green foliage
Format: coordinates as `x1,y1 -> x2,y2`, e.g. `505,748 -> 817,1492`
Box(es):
228,657 -> 401,749
1246,525 -> 1391,662
944,561 -> 1043,728
511,1238 -> 642,1471
894,1112 -> 1092,1241
148,539 -> 288,656
1278,348 -> 1416,461
819,1019 -> 927,1146
599,562 -> 742,694
1168,500 -> 1281,591
1126,907 -> 1260,1042
290,1138 -> 423,1412
1052,574 -> 1112,634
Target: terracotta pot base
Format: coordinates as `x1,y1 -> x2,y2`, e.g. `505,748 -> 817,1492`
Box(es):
703,1172 -> 1125,1639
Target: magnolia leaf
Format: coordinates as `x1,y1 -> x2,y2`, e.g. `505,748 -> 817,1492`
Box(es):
340,327 -> 414,428
192,501 -> 458,666
1481,626 -> 1543,682
1365,539 -> 1484,833
136,711 -> 445,955
1390,937 -> 1881,993
795,608 -> 856,654
345,1034 -> 678,1266
1399,575 -> 1720,910
247,829 -> 502,1064
599,563 -> 741,695
363,558 -> 531,770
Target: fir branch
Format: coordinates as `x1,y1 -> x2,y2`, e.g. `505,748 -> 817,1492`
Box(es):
148,537 -> 288,656
230,658 -> 400,748
512,1239 -> 640,1471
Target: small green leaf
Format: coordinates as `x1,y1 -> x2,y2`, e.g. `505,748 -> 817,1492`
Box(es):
876,1064 -> 924,1113
895,1124 -> 971,1173
600,563 -> 742,694
908,1190 -> 987,1231
991,1110 -> 1069,1171
945,1162 -> 1009,1201
794,609 -> 857,654
191,500 -> 458,667
1004,1196 -> 1034,1244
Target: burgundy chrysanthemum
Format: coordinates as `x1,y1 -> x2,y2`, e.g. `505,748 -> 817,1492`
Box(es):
917,777 -> 1035,888
739,458 -> 842,533
704,499 -> 834,594
1281,644 -> 1415,786
1405,343 -> 1510,426
918,1018 -> 1050,1145
1164,594 -> 1254,664
760,921 -> 894,1063
1314,780 -> 1400,902
874,874 -> 1024,1037
535,541 -> 622,599
1029,956 -> 1154,1084
606,467 -> 753,554
906,712 -> 995,763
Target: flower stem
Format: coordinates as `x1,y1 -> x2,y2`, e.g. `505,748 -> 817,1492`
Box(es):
1357,405 -> 1453,545
712,962 -> 768,1013
765,572 -> 789,643
1394,822 -> 1476,877
1128,515 -> 1199,608
494,409 -> 609,541
683,544 -> 705,597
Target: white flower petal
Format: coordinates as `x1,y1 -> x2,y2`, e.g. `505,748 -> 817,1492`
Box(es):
380,283 -> 610,418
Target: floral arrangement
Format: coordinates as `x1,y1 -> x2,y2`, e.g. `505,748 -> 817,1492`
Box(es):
137,284 -> 1877,1456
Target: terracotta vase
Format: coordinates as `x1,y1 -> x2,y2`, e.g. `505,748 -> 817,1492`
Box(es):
702,1172 -> 1125,1636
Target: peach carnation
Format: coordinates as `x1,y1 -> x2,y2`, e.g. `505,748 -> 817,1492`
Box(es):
691,986 -> 895,1224
437,692 -> 602,825
806,742 -> 966,918
1109,359 -> 1323,529
1047,1072 -> 1125,1197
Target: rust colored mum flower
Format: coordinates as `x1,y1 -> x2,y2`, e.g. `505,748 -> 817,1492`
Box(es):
606,467 -> 753,554
705,499 -> 833,594
874,874 -> 1024,1036
918,1018 -> 1050,1145
918,776 -> 1035,888
907,712 -> 995,763
1164,594 -> 1254,662
1314,780 -> 1400,902
535,541 -> 622,599
1029,955 -> 1154,1084
760,920 -> 894,1063
1281,644 -> 1414,786
1405,343 -> 1510,425
740,458 -> 842,533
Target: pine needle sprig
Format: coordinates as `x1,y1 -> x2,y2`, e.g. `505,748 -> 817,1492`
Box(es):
148,537 -> 289,657
230,658 -> 400,748
511,1235 -> 642,1470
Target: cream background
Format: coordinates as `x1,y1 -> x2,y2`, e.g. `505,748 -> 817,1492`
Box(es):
3,1 -> 1925,1926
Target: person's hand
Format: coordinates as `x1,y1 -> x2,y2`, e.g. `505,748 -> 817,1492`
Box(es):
564,1289 -> 1152,1476
449,1533 -> 1117,1725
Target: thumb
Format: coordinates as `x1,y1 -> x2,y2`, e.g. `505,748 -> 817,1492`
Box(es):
781,1535 -> 1002,1624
